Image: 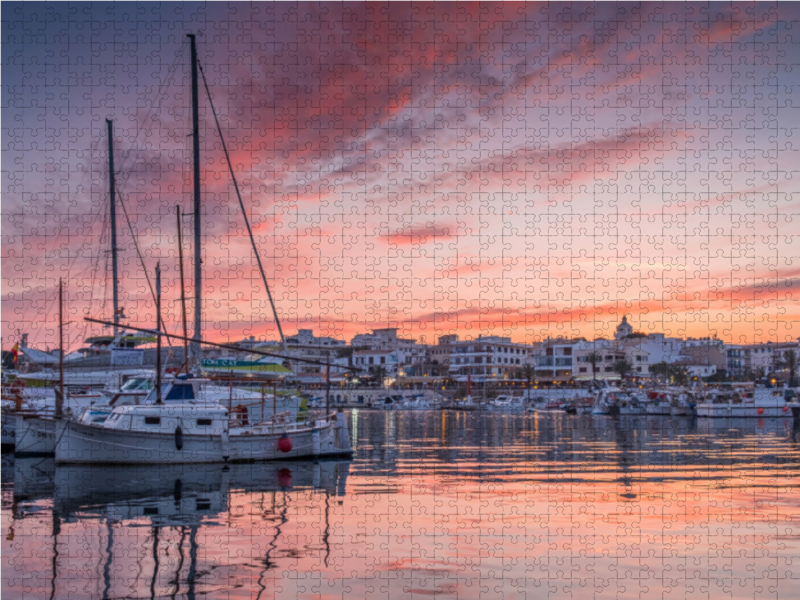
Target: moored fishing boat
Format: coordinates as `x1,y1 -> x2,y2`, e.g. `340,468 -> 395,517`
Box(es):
14,412 -> 58,457
670,391 -> 695,416
618,392 -> 646,415
488,395 -> 526,412
592,388 -> 622,415
695,386 -> 790,418
55,400 -> 351,464
397,395 -> 433,410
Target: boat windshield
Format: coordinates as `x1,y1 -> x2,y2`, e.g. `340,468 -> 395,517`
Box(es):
142,384 -> 171,404
120,378 -> 153,392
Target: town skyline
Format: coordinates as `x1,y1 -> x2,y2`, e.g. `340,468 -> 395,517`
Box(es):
4,3 -> 800,352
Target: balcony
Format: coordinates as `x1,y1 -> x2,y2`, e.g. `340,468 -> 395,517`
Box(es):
536,357 -> 573,368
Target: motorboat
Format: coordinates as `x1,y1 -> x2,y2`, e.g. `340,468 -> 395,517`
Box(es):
487,395 -> 526,411
617,392 -> 647,415
14,367 -> 155,391
670,391 -> 695,416
592,388 -> 622,415
380,395 -> 404,410
397,395 -> 433,410
695,386 -> 790,418
645,392 -> 672,416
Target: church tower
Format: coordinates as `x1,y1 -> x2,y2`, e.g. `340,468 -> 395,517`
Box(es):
615,316 -> 633,340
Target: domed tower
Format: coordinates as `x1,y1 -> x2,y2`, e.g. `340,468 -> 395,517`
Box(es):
615,316 -> 633,340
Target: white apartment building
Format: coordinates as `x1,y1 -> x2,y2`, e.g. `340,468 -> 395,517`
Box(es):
351,328 -> 427,373
533,339 -> 577,379
448,335 -> 530,379
352,349 -> 405,376
285,329 -> 346,348
727,341 -> 800,376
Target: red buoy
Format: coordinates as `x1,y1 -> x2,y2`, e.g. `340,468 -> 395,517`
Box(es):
277,467 -> 293,488
757,407 -> 764,415
278,434 -> 293,453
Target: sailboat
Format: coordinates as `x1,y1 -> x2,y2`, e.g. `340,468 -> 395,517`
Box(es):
55,34 -> 353,465
8,118 -> 160,455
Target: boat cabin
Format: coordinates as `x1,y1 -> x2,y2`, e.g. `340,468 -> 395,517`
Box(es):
102,404 -> 229,435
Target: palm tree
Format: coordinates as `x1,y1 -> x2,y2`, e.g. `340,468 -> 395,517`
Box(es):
774,349 -> 799,387
373,365 -> 387,388
612,359 -> 633,382
522,364 -> 535,388
585,352 -> 602,384
650,361 -> 671,382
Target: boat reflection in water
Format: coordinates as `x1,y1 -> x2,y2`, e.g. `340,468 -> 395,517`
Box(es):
4,410 -> 799,600
7,458 -> 350,599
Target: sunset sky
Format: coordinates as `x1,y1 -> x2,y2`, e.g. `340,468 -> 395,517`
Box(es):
3,2 -> 800,351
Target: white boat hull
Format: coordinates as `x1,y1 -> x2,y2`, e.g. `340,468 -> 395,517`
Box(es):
645,403 -> 672,416
1,412 -> 16,446
15,415 -> 56,456
696,404 -> 790,418
619,406 -> 645,415
18,369 -> 153,389
56,412 -> 353,464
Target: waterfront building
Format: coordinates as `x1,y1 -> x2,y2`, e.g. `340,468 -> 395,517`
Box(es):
352,349 -> 405,376
573,339 -> 650,379
429,334 -> 457,375
533,338 -> 578,380
350,328 -> 427,373
448,335 -> 531,380
727,341 -> 800,376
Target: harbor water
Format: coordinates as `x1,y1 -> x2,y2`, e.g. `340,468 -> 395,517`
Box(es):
3,410 -> 800,599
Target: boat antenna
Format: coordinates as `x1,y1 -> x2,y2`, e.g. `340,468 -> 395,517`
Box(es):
176,206 -> 190,374
106,119 -> 121,339
196,55 -> 288,353
187,33 -> 203,366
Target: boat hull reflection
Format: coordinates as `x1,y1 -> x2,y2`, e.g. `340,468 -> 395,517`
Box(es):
52,459 -> 350,522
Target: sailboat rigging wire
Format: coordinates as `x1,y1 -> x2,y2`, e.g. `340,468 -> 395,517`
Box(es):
114,41 -> 186,178
114,183 -> 173,349
196,58 -> 288,353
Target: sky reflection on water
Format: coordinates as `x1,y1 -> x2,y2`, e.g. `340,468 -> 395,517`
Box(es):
3,411 -> 800,599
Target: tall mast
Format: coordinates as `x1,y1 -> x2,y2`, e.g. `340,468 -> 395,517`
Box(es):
106,119 -> 120,339
177,206 -> 190,373
188,33 -> 202,364
56,278 -> 64,418
155,263 -> 162,404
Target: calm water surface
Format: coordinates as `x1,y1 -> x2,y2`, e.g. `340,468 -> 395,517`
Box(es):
3,411 -> 800,599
